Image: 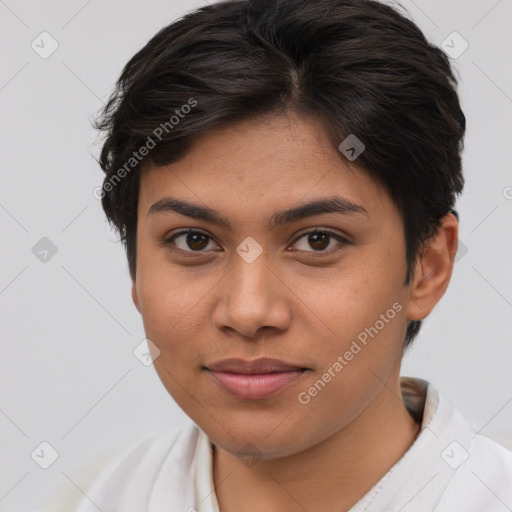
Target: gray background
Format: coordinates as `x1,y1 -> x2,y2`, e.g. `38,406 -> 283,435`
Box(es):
1,0 -> 511,510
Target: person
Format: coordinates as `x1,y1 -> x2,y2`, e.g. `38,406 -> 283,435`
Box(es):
48,0 -> 512,510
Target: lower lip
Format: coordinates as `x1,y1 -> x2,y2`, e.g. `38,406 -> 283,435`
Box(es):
207,370 -> 305,400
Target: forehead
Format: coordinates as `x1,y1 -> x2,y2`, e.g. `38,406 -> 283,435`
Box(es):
138,112 -> 392,221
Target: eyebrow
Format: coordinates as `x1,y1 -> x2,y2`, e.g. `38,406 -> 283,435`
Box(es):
148,196 -> 368,230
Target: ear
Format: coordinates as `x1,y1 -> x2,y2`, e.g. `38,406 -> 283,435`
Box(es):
131,280 -> 141,314
406,212 -> 459,321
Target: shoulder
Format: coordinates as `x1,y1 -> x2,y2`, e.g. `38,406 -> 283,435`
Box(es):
467,433 -> 512,488
42,420 -> 201,512
391,380 -> 512,512
437,433 -> 512,510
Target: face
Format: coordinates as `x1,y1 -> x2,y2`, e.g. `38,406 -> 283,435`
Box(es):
132,111 -> 416,459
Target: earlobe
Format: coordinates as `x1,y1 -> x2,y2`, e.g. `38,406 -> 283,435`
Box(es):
131,281 -> 141,314
406,213 -> 459,321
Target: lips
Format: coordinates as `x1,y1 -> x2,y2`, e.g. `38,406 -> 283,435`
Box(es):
205,357 -> 308,400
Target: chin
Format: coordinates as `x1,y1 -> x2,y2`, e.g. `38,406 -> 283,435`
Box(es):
203,420 -> 315,460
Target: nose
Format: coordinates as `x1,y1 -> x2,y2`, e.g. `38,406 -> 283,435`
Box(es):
213,254 -> 292,340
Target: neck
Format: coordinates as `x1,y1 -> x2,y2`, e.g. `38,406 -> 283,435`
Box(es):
213,378 -> 421,512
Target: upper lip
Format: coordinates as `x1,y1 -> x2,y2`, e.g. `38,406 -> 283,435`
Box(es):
205,357 -> 307,374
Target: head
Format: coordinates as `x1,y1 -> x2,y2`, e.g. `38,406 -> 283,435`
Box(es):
94,0 -> 464,457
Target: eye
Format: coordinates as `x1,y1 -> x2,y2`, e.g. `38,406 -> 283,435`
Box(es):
163,227 -> 349,256
163,229 -> 219,254
291,229 -> 349,254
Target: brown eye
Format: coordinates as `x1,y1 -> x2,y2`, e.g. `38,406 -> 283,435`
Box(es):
185,232 -> 209,250
292,229 -> 348,253
308,232 -> 330,250
165,229 -> 218,253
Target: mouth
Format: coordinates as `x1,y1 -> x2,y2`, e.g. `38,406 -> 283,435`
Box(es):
204,357 -> 309,400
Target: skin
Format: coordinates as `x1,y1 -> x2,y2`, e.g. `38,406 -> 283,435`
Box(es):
132,111 -> 458,512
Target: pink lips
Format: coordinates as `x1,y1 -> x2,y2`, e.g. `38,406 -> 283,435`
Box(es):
205,357 -> 307,400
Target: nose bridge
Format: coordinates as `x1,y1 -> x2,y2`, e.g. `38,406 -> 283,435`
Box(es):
228,249 -> 274,306
215,247 -> 290,337
228,234 -> 272,292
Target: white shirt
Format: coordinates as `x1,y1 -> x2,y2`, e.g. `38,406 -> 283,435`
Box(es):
49,377 -> 512,512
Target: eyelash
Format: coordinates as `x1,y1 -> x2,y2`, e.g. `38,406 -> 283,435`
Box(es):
162,228 -> 349,257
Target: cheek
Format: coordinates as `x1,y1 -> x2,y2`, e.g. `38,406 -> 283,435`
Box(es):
137,243 -> 200,326
138,275 -> 205,400
313,263 -> 402,332
303,260 -> 408,381
136,267 -> 195,348
294,305 -> 407,434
